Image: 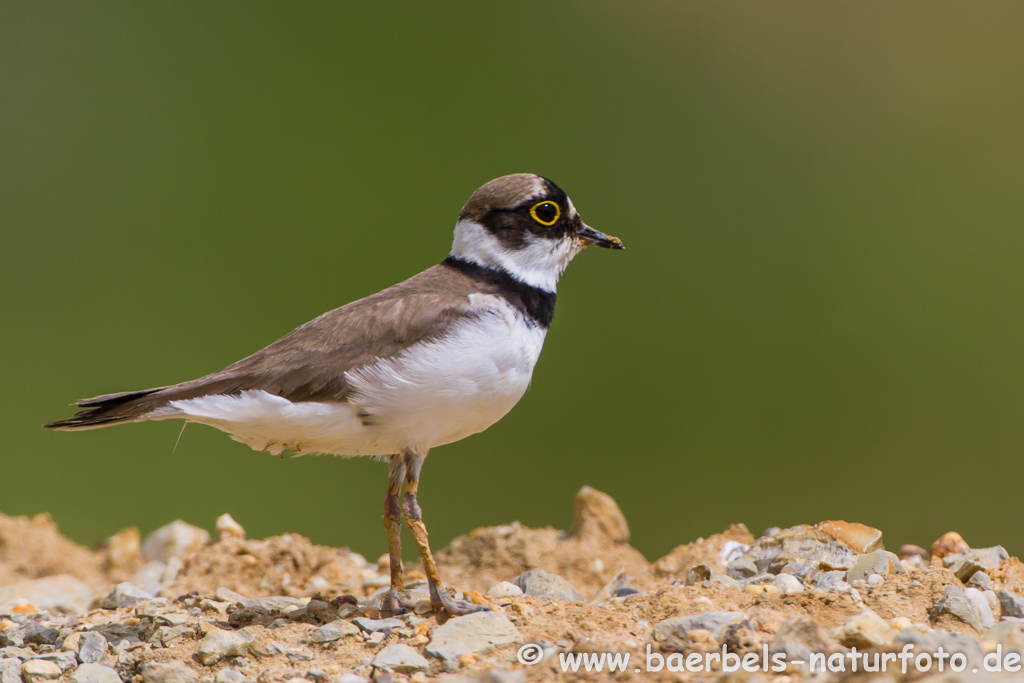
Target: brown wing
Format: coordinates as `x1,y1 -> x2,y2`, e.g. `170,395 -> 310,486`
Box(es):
44,264 -> 480,430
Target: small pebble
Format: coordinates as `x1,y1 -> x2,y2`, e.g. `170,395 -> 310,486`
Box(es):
967,571 -> 993,591
726,557 -> 758,580
371,645 -> 428,673
511,569 -> 582,602
214,670 -> 246,683
78,633 -> 108,664
353,618 -> 403,634
101,583 -> 154,610
308,621 -> 359,644
890,616 -> 912,630
216,514 -> 246,541
900,544 -> 927,559
743,584 -> 778,598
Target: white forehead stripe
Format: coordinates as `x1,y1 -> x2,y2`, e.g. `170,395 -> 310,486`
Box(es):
531,176 -> 548,199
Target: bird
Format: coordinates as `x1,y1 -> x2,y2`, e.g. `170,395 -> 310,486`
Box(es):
44,173 -> 624,615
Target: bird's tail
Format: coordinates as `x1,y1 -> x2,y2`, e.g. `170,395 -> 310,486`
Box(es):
43,387 -> 171,431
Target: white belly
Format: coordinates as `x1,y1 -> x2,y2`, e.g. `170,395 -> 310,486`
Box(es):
162,299 -> 546,457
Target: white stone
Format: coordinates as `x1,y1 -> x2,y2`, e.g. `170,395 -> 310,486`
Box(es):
720,541 -> 749,565
486,582 -> 524,599
770,574 -> 804,595
964,587 -> 995,629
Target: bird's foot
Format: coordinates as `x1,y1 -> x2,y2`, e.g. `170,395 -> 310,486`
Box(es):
381,588 -> 418,615
428,580 -> 490,616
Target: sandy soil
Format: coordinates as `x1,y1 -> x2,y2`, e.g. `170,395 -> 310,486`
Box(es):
2,488 -> 1023,683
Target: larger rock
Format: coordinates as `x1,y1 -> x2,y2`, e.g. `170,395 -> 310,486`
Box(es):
832,608 -> 896,648
933,585 -> 983,631
78,633 -> 108,664
511,569 -> 582,601
743,526 -> 859,574
372,644 -> 429,673
71,664 -> 122,683
194,629 -> 251,665
846,550 -> 906,583
653,612 -> 749,643
425,612 -> 521,661
998,590 -> 1024,619
141,521 -> 210,563
947,547 -> 1010,583
964,587 -> 995,629
20,661 -> 60,683
815,521 -> 883,554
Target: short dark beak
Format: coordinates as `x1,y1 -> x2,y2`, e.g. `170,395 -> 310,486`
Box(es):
578,223 -> 625,250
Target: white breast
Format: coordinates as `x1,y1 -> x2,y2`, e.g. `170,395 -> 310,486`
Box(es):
162,295 -> 546,457
344,294 -> 546,453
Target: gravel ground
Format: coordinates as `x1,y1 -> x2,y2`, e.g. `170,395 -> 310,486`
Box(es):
2,488 -> 1023,682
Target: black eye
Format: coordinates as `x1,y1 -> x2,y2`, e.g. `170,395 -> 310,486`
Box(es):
529,201 -> 560,226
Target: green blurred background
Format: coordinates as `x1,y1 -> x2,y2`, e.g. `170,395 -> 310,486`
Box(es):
3,2 -> 1023,565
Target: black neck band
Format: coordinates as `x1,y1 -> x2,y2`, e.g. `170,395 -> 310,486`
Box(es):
442,256 -> 556,328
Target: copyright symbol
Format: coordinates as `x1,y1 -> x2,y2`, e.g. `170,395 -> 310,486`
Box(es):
516,643 -> 544,665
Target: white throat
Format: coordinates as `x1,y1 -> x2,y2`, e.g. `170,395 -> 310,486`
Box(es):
450,219 -> 583,293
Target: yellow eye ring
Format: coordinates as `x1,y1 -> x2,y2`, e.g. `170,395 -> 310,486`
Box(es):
529,201 -> 561,226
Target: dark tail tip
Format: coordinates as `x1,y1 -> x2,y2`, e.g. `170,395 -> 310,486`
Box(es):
44,387 -> 166,431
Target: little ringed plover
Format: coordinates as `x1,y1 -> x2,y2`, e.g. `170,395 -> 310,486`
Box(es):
45,173 -> 624,615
